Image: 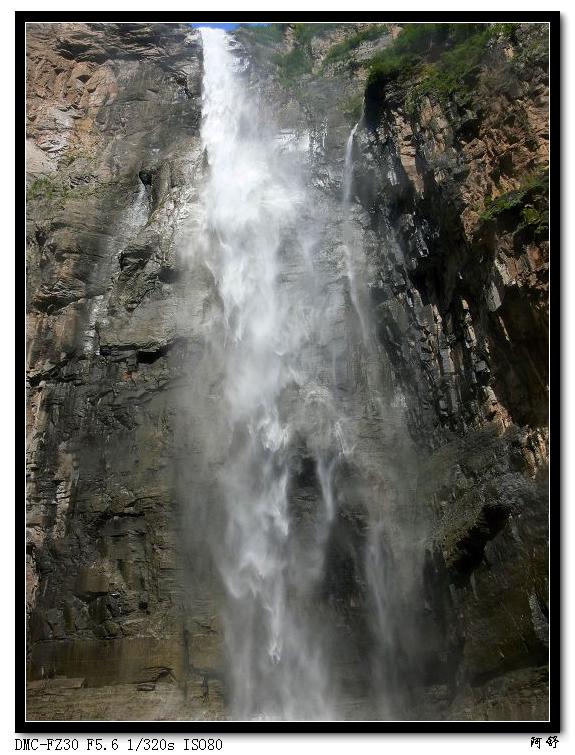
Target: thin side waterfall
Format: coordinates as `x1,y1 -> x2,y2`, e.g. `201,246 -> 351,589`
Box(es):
341,120 -> 411,719
341,122 -> 370,346
343,123 -> 359,204
188,27 -> 418,722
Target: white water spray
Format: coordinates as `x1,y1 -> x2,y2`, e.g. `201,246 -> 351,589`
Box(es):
188,27 -> 419,722
343,122 -> 359,205
341,122 -> 371,347
198,27 -> 338,721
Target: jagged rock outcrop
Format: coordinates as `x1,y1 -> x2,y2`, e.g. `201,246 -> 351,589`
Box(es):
26,21 -> 549,721
353,23 -> 550,719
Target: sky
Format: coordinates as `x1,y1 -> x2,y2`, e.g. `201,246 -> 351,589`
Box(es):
190,22 -> 270,31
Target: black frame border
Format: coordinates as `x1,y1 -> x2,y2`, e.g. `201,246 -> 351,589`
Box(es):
17,9 -> 561,735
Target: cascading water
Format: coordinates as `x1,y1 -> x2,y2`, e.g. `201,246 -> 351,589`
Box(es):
186,27 -> 420,721
197,27 -> 336,721
341,119 -> 417,720
342,122 -> 371,346
343,123 -> 359,205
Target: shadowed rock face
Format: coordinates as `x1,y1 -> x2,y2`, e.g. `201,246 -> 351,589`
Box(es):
351,24 -> 549,719
26,22 -> 549,722
26,22 -> 220,712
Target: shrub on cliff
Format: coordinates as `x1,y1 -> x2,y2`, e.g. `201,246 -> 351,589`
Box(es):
366,22 -> 519,107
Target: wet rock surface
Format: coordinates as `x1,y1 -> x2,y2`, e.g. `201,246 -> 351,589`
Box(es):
27,22 -> 549,721
351,23 -> 550,717
26,22 -> 224,720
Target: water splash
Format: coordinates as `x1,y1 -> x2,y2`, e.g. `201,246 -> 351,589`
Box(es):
189,27 -> 420,722
198,27 -> 335,721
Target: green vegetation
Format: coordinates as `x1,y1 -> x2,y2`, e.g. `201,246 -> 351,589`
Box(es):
510,22 -> 548,70
27,176 -> 69,202
244,22 -> 341,50
521,205 -> 548,232
59,148 -> 96,168
479,170 -> 549,235
366,23 -> 521,110
343,93 -> 364,123
408,28 -> 495,109
271,47 -> 312,86
366,23 -> 459,85
27,175 -> 108,205
323,24 -> 387,66
292,23 -> 342,46
270,23 -> 345,88
491,22 -> 519,41
238,23 -> 287,46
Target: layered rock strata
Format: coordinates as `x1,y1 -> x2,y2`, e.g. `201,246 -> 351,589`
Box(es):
26,21 -> 550,721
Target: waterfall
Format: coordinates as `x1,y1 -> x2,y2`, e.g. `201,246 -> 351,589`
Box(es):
342,121 -> 405,719
343,122 -> 358,204
189,27 -> 418,722
197,27 -> 335,721
341,122 -> 371,347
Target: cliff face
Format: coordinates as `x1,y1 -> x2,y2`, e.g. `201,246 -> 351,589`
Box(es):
355,23 -> 550,719
26,21 -> 549,722
26,23 -> 226,719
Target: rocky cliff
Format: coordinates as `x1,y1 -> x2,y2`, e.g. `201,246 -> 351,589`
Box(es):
26,21 -> 549,722
356,23 -> 550,720
26,22 -> 225,720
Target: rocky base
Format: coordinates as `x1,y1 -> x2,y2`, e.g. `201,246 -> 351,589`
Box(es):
27,678 -> 225,722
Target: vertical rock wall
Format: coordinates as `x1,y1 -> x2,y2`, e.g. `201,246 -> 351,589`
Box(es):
26,23 -> 227,715
353,23 -> 550,719
26,21 -> 550,721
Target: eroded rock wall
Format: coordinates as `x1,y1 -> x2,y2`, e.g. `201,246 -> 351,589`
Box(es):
353,23 -> 550,718
26,22 -> 226,713
26,21 -> 550,721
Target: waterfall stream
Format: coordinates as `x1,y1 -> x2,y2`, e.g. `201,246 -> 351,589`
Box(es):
189,27 -> 418,721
